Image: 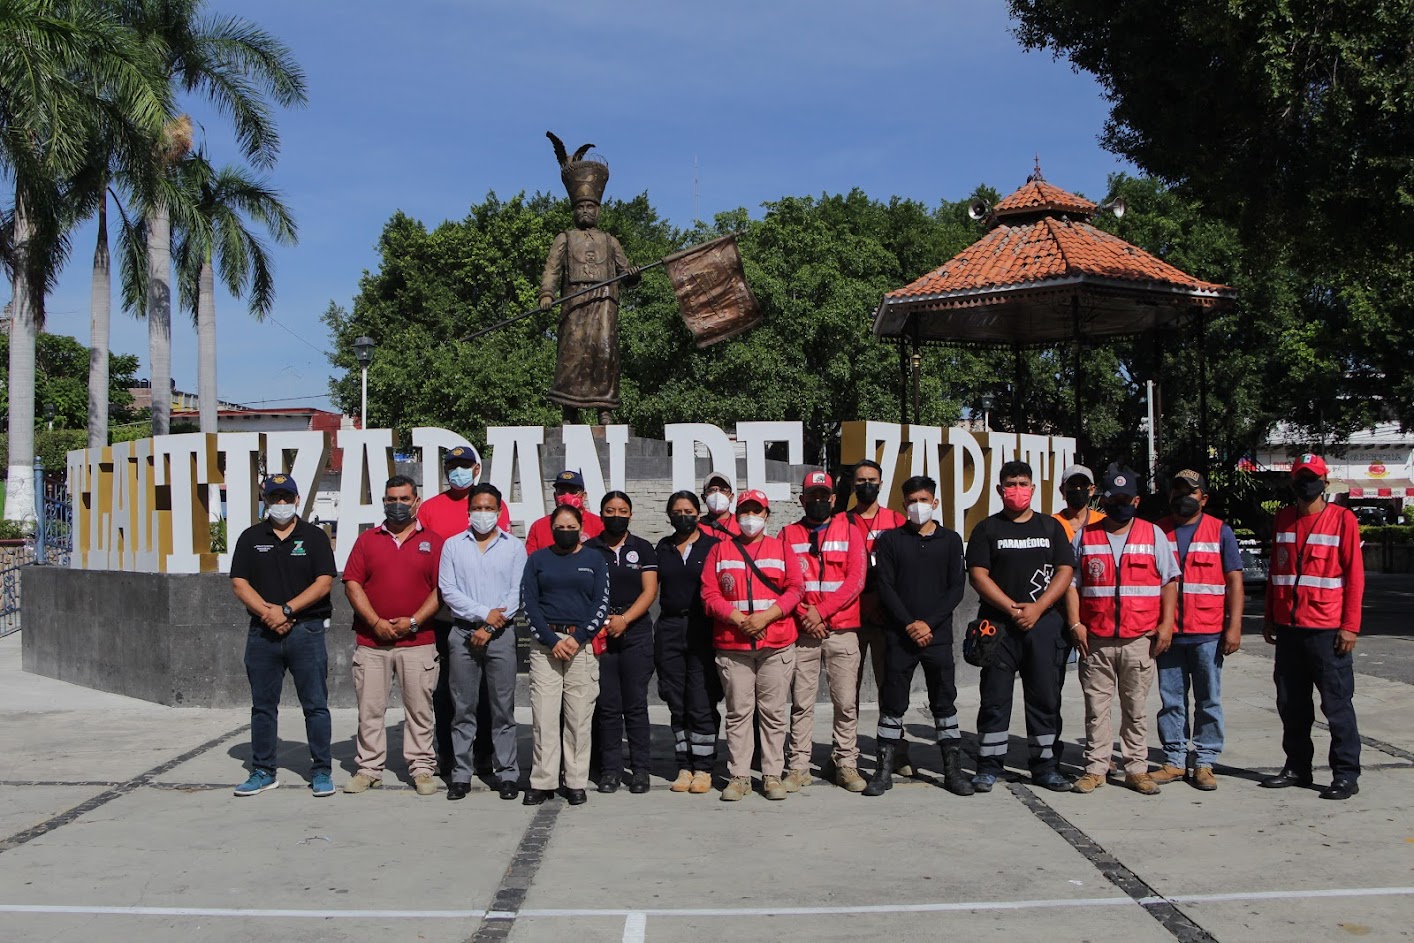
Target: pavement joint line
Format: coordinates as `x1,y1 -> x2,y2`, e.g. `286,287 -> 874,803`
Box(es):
0,722 -> 250,856
1251,700 -> 1414,763
1007,782 -> 1219,943
466,801 -> 560,943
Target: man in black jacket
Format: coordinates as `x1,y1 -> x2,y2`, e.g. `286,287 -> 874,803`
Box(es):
863,475 -> 972,797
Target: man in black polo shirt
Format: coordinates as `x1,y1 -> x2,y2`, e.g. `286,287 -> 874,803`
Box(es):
229,475 -> 338,797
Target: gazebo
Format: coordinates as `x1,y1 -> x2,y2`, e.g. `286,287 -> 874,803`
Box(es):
872,163 -> 1236,463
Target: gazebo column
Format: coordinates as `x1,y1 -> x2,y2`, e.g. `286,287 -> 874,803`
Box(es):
897,337 -> 909,425
1198,308 -> 1210,474
1071,294 -> 1084,461
1012,342 -> 1027,432
910,316 -> 922,422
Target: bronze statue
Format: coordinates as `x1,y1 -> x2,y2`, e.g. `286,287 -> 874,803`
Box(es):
539,132 -> 641,425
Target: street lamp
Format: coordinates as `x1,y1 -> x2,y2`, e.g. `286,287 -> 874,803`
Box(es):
353,336 -> 375,428
43,402 -> 55,431
980,393 -> 994,431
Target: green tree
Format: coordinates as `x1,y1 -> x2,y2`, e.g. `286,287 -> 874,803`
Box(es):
0,331 -> 139,432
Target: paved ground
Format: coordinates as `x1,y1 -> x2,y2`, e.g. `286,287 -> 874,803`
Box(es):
1,595 -> 1412,943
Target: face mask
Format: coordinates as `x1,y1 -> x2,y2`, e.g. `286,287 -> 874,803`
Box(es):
1170,494 -> 1200,518
804,499 -> 833,523
383,502 -> 414,524
738,514 -> 766,537
1293,478 -> 1325,502
447,467 -> 475,490
267,503 -> 297,524
906,501 -> 933,526
1001,485 -> 1034,513
552,528 -> 580,550
854,482 -> 880,505
704,491 -> 731,514
555,492 -> 582,509
1064,488 -> 1090,511
469,510 -> 500,534
1105,502 -> 1138,523
602,515 -> 630,536
669,513 -> 698,535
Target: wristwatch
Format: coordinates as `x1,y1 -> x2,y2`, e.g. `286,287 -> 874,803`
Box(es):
281,604 -> 294,620
409,618 -> 420,633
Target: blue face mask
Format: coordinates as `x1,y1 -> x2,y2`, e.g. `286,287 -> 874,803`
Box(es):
447,467 -> 475,490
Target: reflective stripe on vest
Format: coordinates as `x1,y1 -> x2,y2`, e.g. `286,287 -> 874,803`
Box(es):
1077,519 -> 1164,638
1159,514 -> 1228,635
783,515 -> 861,629
1268,505 -> 1350,630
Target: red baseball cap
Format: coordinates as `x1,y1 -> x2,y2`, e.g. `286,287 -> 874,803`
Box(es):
1291,453 -> 1328,478
736,489 -> 770,510
801,470 -> 833,492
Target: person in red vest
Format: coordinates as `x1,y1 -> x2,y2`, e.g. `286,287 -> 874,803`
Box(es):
782,470 -> 868,793
524,469 -> 604,553
846,461 -> 906,713
1260,454 -> 1365,801
698,470 -> 741,538
1066,464 -> 1179,796
700,489 -> 804,802
1151,469 -> 1244,791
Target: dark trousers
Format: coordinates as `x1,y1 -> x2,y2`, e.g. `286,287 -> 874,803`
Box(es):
435,619 -> 492,772
975,612 -> 1069,776
878,629 -> 960,744
595,621 -> 655,775
1274,626 -> 1361,780
244,619 -> 331,776
654,615 -> 723,772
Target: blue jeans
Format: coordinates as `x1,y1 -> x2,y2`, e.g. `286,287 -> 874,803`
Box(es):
245,618 -> 331,776
1156,638 -> 1224,768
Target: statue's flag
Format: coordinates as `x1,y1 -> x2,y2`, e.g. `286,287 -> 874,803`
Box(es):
664,235 -> 762,348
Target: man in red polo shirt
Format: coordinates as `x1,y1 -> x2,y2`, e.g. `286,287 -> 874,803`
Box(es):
524,469 -> 604,553
342,475 -> 445,795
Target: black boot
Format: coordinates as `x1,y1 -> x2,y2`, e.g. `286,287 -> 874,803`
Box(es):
862,742 -> 896,797
941,745 -> 975,796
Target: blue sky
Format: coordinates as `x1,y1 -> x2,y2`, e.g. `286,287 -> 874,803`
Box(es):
40,0 -> 1131,412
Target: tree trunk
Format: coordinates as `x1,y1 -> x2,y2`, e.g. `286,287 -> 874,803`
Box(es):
197,255 -> 217,433
87,191 -> 111,449
4,193 -> 38,525
147,201 -> 172,435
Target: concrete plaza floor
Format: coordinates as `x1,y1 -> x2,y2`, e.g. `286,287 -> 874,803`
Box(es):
0,623 -> 1410,943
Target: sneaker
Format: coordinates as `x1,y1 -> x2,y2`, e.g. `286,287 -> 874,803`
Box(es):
233,770 -> 279,797
970,772 -> 996,793
310,773 -> 335,797
762,775 -> 788,800
720,776 -> 752,801
669,769 -> 693,793
782,768 -> 812,793
1125,772 -> 1160,795
1149,764 -> 1187,785
1072,773 -> 1107,794
835,766 -> 867,793
343,773 -> 381,794
688,771 -> 713,794
413,773 -> 438,796
1192,767 -> 1218,791
1033,771 -> 1073,792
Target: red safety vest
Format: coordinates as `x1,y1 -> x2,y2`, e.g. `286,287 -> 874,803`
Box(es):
852,506 -> 905,621
782,515 -> 864,631
1158,513 -> 1228,636
705,535 -> 798,651
1077,519 -> 1165,638
699,513 -> 741,539
1268,505 -> 1351,630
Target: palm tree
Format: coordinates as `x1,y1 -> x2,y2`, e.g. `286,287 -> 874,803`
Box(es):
1,0 -> 169,523
170,153 -> 296,432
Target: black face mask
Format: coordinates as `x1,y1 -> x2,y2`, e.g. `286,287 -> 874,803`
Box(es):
383,502 -> 414,524
804,499 -> 833,523
1064,488 -> 1090,511
602,515 -> 630,537
669,513 -> 698,535
1105,502 -> 1139,523
552,528 -> 580,550
1293,478 -> 1325,502
1170,494 -> 1200,518
854,482 -> 880,506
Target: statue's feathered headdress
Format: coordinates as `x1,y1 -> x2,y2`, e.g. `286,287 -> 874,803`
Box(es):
547,131 -> 609,205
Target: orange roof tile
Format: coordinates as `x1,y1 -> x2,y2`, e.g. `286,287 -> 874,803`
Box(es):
992,178 -> 1096,218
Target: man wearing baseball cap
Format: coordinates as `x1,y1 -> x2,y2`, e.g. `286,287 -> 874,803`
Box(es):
229,475 -> 338,797
699,470 -> 741,538
1261,454 -> 1365,800
782,470 -> 868,792
1052,464 -> 1105,541
524,469 -> 604,553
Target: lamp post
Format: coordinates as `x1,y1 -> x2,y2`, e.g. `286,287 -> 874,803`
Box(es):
43,402 -> 55,432
353,336 -> 375,428
980,393 -> 994,432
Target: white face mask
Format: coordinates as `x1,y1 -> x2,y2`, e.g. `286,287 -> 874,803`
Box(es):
705,491 -> 731,514
469,510 -> 499,535
737,514 -> 766,537
906,501 -> 934,526
267,503 -> 297,524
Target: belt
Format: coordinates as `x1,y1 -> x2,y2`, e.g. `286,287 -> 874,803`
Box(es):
608,607 -> 627,616
661,610 -> 691,618
548,623 -> 578,634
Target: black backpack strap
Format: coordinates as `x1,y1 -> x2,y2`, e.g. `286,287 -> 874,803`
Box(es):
734,537 -> 784,595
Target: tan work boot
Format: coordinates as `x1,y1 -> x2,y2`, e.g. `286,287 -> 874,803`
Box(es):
1125,772 -> 1161,795
1192,766 -> 1218,791
1072,773 -> 1107,793
413,773 -> 438,796
761,775 -> 788,800
894,742 -> 915,777
343,773 -> 380,794
1149,764 -> 1187,785
720,776 -> 752,801
835,766 -> 867,793
782,768 -> 812,793
688,771 -> 713,794
669,769 -> 693,793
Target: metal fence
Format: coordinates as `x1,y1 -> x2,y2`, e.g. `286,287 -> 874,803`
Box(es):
0,458 -> 72,638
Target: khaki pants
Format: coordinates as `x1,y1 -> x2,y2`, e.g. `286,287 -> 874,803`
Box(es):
1079,635 -> 1156,776
528,636 -> 600,791
789,630 -> 862,770
352,644 -> 440,778
716,645 -> 795,778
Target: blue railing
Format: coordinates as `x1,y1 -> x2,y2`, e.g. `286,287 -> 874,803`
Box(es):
0,458 -> 71,637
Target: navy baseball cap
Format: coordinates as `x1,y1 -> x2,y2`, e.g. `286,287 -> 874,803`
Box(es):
262,474 -> 298,496
1102,466 -> 1139,498
554,469 -> 585,490
445,445 -> 478,466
